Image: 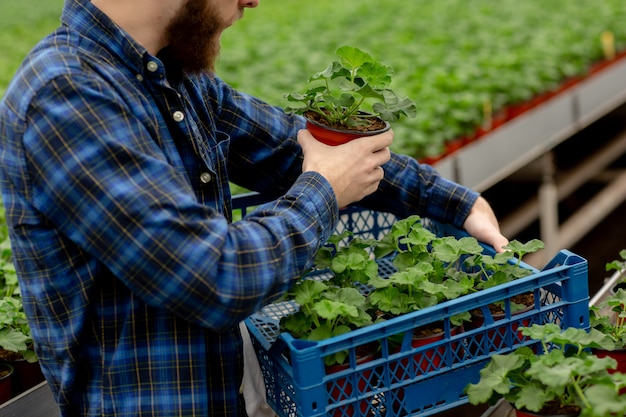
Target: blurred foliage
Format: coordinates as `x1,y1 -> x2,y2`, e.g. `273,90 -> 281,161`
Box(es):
218,0 -> 626,158
3,1 -> 626,159
0,0 -> 64,97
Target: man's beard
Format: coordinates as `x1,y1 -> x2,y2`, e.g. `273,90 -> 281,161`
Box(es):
164,0 -> 222,75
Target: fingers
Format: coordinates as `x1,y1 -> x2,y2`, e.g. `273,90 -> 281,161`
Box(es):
298,129 -> 393,208
463,197 -> 510,253
346,130 -> 393,168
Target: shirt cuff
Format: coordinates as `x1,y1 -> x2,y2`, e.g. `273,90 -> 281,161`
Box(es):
427,176 -> 480,228
288,171 -> 339,244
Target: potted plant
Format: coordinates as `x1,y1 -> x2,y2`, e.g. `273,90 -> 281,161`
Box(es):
279,278 -> 376,417
465,323 -> 626,417
366,215 -> 477,342
0,362 -> 13,404
590,289 -> 626,375
0,294 -> 45,395
284,45 -> 417,145
588,250 -> 626,377
0,229 -> 45,396
464,239 -> 545,346
604,249 -> 626,294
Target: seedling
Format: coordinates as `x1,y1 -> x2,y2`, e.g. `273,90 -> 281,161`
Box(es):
285,46 -> 417,130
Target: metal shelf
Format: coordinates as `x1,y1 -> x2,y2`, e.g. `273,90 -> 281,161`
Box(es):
433,57 -> 626,193
433,57 -> 626,268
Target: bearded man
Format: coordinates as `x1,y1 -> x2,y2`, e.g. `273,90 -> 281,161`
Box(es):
0,0 -> 508,416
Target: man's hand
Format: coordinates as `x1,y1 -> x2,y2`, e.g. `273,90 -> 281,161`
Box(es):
298,129 -> 393,209
462,196 -> 509,253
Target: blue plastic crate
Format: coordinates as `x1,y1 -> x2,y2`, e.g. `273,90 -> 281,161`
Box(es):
236,194 -> 590,417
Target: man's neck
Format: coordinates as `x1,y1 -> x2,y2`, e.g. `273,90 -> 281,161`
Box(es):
90,0 -> 180,54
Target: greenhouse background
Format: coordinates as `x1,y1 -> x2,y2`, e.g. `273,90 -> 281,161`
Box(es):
2,0 -> 626,415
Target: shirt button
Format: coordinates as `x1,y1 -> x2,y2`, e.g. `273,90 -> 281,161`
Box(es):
172,111 -> 185,122
136,74 -> 144,82
146,61 -> 159,72
200,172 -> 212,184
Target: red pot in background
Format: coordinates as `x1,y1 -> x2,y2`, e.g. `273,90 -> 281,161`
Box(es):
592,347 -> 626,374
325,352 -> 376,417
398,325 -> 463,374
12,359 -> 45,395
467,296 -> 534,352
0,363 -> 14,404
418,154 -> 444,166
443,137 -> 465,157
390,325 -> 463,413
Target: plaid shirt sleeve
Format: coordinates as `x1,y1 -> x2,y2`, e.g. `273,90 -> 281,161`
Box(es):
361,153 -> 479,227
18,69 -> 337,331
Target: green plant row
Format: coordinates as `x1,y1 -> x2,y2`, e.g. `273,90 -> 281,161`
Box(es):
279,215 -> 544,366
466,323 -> 626,417
4,1 -> 626,159
218,0 -> 626,159
467,251 -> 626,417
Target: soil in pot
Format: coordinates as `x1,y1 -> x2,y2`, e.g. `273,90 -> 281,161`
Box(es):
514,401 -> 580,417
305,110 -> 390,146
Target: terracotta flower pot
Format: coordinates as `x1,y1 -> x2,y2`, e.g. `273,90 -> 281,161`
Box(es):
592,347 -> 626,374
325,352 -> 376,417
467,294 -> 534,352
12,359 -> 45,395
0,362 -> 14,404
305,114 -> 391,146
591,347 -> 626,395
389,324 -> 463,413
398,324 -> 463,374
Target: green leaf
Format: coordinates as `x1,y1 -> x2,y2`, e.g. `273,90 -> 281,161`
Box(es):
400,226 -> 436,249
389,263 -> 432,286
292,280 -> 328,306
582,384 -> 626,416
605,249 -> 626,273
450,311 -> 471,327
432,236 -> 484,263
336,46 -> 374,71
310,61 -> 344,82
368,287 -> 413,316
514,382 -> 555,413
280,311 -> 314,337
526,354 -> 577,388
308,324 -> 333,341
313,299 -> 358,321
503,239 -> 545,261
325,287 -> 367,307
466,353 -> 526,404
0,327 -> 29,352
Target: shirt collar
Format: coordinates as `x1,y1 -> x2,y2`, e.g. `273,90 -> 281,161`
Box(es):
60,0 -> 163,81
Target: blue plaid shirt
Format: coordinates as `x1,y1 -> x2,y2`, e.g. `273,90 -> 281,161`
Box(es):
0,1 -> 477,416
